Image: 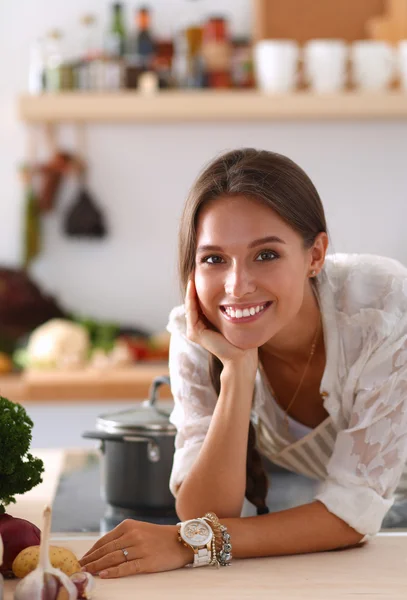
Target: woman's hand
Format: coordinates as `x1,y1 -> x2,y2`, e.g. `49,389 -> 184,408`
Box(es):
186,278 -> 258,375
79,520 -> 192,578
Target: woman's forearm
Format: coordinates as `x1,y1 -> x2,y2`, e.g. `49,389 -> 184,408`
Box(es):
222,501 -> 365,557
176,362 -> 256,520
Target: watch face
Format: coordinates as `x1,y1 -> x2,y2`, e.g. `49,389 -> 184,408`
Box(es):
181,519 -> 212,547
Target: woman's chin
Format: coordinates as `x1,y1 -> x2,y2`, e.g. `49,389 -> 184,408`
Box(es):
222,330 -> 265,351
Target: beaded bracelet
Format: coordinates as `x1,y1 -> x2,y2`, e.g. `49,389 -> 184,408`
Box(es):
203,512 -> 232,567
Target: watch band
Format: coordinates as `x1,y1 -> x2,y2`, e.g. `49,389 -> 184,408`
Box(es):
193,547 -> 212,567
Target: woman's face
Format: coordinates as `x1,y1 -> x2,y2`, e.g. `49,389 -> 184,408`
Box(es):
194,195 -> 319,350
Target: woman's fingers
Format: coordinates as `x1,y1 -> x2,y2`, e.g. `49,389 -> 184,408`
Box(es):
80,538 -> 124,567
80,521 -> 129,559
81,531 -> 143,576
99,558 -> 145,579
185,278 -> 204,340
82,549 -> 125,574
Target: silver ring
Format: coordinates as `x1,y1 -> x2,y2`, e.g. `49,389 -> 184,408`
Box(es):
121,549 -> 129,561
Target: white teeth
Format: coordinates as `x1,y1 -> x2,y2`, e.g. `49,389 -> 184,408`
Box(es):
223,302 -> 269,319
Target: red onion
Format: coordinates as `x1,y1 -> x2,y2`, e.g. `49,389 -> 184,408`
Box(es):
0,514 -> 41,577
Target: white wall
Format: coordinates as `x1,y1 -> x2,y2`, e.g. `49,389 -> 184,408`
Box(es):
1,1 -> 407,332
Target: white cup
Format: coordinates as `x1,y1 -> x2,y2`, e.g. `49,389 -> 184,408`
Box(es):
398,40 -> 407,92
254,39 -> 299,93
303,39 -> 348,93
351,40 -> 395,91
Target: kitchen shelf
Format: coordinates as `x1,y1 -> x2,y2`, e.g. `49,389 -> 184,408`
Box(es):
0,364 -> 170,403
18,90 -> 407,123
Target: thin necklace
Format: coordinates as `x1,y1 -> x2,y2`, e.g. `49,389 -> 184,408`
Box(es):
267,317 -> 321,438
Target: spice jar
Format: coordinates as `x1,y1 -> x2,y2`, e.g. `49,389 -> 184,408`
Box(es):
201,16 -> 231,88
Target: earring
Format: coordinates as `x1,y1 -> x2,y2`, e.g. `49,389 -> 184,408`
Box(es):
310,270 -> 316,277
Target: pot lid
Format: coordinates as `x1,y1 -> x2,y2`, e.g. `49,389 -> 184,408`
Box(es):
97,399 -> 176,434
97,375 -> 177,434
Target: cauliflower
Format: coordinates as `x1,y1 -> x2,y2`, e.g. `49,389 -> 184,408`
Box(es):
26,319 -> 90,370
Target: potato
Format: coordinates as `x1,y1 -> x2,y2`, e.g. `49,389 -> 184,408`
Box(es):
12,545 -> 81,578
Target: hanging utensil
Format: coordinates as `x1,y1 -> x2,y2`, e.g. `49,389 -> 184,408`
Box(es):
63,124 -> 108,239
21,125 -> 41,269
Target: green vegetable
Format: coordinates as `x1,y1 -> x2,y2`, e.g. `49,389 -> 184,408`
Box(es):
69,314 -> 120,352
0,397 -> 44,514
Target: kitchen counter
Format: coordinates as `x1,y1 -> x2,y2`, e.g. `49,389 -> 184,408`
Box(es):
4,533 -> 407,599
4,449 -> 407,599
0,364 -> 170,403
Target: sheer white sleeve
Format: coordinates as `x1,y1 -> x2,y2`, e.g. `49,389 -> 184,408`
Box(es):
167,307 -> 218,497
315,330 -> 407,535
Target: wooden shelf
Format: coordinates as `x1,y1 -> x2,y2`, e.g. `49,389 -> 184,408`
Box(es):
0,364 -> 170,403
18,90 -> 407,123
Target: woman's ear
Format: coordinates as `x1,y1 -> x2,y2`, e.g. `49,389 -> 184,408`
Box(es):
309,232 -> 328,276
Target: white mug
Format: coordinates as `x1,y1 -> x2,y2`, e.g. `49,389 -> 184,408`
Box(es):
398,40 -> 407,92
303,39 -> 348,93
351,40 -> 395,91
254,40 -> 299,93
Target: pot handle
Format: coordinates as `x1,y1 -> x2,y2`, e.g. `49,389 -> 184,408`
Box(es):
147,375 -> 171,418
82,431 -> 161,463
148,375 -> 171,406
123,436 -> 160,462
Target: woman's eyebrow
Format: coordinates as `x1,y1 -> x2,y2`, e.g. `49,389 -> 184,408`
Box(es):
197,236 -> 286,253
248,235 -> 286,248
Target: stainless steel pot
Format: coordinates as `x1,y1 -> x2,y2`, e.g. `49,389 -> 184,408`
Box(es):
82,375 -> 176,514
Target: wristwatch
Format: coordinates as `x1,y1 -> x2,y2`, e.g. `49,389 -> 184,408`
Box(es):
177,518 -> 213,567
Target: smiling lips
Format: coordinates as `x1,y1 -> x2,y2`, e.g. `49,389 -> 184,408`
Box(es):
220,301 -> 273,323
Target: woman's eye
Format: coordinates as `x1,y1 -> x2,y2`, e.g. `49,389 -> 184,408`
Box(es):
202,255 -> 225,265
256,250 -> 278,262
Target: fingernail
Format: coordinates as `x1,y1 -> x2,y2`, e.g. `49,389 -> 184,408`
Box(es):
99,570 -> 109,578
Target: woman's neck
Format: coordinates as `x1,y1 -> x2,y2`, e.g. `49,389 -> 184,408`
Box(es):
260,284 -> 322,367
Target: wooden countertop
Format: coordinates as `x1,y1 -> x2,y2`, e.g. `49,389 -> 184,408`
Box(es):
4,532 -> 407,598
4,449 -> 407,598
0,364 -> 170,403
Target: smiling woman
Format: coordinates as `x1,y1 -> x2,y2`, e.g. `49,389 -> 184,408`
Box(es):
80,148 -> 407,578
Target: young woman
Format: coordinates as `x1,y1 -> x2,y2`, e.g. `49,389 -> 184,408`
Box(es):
80,148 -> 407,578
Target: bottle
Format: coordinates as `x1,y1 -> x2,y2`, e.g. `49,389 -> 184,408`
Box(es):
201,16 -> 232,88
133,6 -> 155,70
76,15 -> 98,91
44,30 -> 63,92
80,14 -> 99,61
28,39 -> 46,95
106,3 -> 126,58
172,26 -> 204,88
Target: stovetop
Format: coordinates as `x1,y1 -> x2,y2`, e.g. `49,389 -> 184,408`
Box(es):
51,451 -> 407,534
51,451 -> 178,534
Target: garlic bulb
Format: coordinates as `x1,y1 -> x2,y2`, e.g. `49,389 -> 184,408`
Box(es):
14,506 -> 77,600
70,571 -> 94,599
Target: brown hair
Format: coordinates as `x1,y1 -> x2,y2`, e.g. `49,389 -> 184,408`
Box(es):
178,148 -> 327,515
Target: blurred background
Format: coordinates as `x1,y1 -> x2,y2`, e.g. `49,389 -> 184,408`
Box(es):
0,0 -> 407,447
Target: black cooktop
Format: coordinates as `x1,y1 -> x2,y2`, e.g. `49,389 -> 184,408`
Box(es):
51,451 -> 407,534
51,452 -> 179,534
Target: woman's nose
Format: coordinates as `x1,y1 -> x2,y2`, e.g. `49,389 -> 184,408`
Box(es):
224,265 -> 256,298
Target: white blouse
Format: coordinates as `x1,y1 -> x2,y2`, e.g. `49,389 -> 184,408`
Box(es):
166,253 -> 407,537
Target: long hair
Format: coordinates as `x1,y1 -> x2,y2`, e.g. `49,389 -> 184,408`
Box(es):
178,148 -> 327,514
